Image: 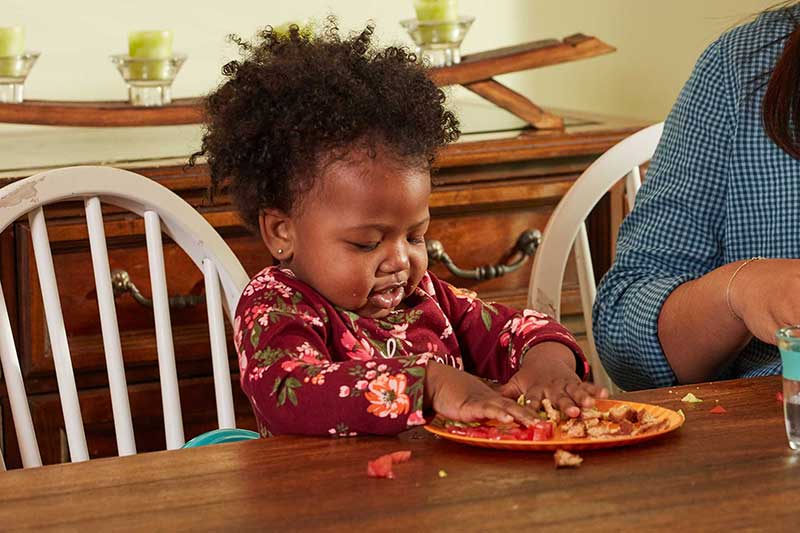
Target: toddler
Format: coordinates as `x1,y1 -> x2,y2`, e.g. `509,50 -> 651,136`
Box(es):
197,20 -> 606,437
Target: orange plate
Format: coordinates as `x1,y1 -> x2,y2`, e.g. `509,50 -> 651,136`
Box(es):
424,399 -> 684,451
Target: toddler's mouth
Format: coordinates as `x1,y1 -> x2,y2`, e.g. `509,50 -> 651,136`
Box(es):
368,283 -> 406,310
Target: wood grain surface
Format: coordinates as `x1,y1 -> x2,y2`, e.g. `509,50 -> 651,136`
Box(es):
0,376 -> 794,531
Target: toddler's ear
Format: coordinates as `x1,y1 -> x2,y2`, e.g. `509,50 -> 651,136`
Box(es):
259,209 -> 293,260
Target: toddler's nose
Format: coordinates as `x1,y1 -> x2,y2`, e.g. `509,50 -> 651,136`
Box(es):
379,242 -> 410,274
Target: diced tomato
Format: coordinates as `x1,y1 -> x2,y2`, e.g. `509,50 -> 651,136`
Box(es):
505,427 -> 522,438
532,421 -> 554,441
464,427 -> 490,438
367,450 -> 414,479
447,420 -> 554,441
367,455 -> 394,479
516,426 -> 536,441
390,450 -> 412,463
485,427 -> 502,440
709,405 -> 727,414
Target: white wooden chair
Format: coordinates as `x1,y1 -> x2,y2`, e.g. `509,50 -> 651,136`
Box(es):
0,166 -> 250,469
528,123 -> 664,393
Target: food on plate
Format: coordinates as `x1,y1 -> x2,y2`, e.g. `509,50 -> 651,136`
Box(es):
541,398 -> 561,423
554,449 -> 583,468
439,401 -> 670,442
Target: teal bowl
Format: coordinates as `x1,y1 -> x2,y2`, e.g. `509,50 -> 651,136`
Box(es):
182,428 -> 260,448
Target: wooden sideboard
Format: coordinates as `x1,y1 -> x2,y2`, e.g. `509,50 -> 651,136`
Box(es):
0,102 -> 647,467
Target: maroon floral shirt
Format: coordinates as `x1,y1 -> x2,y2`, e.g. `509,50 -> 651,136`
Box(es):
234,266 -> 587,437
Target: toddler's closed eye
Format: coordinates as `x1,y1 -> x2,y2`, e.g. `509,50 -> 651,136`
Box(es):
350,242 -> 379,252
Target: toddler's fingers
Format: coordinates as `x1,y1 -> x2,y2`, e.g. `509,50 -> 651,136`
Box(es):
465,402 -> 514,424
490,398 -> 539,427
495,380 -> 522,399
551,391 -> 581,418
581,383 -> 609,400
522,386 -> 545,412
565,383 -> 597,409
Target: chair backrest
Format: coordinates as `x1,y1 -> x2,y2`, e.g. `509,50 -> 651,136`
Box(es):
527,123 -> 664,392
0,166 -> 250,469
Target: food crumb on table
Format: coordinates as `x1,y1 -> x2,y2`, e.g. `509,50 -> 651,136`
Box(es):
438,469 -> 448,478
366,450 -> 413,479
554,449 -> 583,468
681,392 -> 703,403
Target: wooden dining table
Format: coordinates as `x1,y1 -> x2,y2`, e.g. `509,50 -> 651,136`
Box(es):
0,375 -> 796,531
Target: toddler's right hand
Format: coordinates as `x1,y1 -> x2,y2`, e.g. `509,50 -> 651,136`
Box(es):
424,361 -> 539,427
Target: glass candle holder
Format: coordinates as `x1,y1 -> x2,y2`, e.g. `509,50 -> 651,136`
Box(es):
110,54 -> 186,106
0,52 -> 40,103
400,15 -> 474,68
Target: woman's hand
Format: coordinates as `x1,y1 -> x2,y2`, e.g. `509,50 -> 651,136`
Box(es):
424,361 -> 539,427
729,258 -> 800,345
497,342 -> 607,418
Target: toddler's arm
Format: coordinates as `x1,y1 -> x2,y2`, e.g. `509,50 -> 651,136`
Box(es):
424,272 -> 587,382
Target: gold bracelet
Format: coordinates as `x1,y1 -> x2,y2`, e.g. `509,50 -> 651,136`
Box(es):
725,257 -> 764,321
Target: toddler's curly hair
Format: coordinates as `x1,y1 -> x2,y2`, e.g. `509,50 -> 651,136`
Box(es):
193,17 -> 461,232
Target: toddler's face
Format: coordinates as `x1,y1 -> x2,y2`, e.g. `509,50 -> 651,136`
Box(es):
285,148 -> 430,319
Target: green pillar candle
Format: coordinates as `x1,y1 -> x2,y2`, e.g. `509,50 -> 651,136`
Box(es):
0,26 -> 25,78
128,30 -> 173,80
0,26 -> 24,57
413,0 -> 459,44
414,0 -> 458,22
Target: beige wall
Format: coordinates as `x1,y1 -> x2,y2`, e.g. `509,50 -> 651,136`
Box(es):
519,0 -> 780,121
3,0 -> 783,123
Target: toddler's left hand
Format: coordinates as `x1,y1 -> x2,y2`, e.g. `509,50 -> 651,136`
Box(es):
497,342 -> 608,418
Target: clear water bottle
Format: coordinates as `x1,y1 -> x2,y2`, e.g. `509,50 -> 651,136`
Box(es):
776,326 -> 800,450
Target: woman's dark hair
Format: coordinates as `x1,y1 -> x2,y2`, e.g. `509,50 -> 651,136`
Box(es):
762,2 -> 800,158
191,17 -> 460,232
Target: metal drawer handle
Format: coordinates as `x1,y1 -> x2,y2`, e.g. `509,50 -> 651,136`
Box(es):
110,269 -> 205,309
426,229 -> 541,281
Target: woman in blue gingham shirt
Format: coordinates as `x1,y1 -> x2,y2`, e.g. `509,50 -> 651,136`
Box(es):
594,5 -> 800,390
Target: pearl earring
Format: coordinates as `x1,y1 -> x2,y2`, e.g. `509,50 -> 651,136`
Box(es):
277,248 -> 283,255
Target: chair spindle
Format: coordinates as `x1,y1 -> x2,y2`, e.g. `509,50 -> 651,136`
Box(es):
203,258 -> 236,429
85,197 -> 137,456
28,207 -> 90,462
144,210 -> 185,449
